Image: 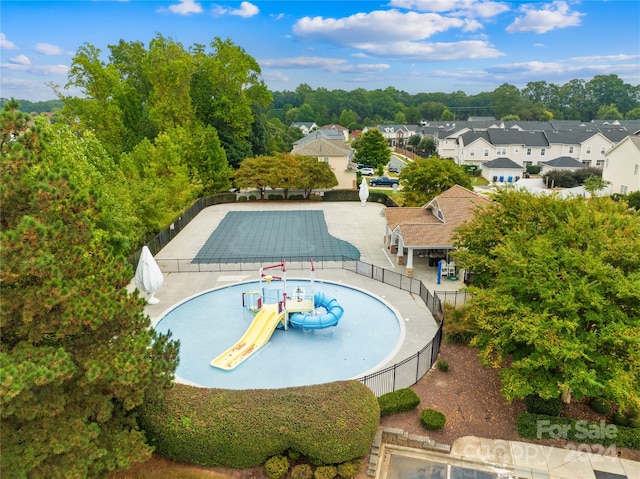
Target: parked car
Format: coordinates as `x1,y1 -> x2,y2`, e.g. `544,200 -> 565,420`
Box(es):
359,167 -> 375,176
388,164 -> 400,173
370,176 -> 399,187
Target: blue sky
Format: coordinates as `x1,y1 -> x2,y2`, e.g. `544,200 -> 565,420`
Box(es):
1,0 -> 639,101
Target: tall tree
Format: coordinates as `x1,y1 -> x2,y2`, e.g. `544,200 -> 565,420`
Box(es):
62,43 -> 126,158
353,128 -> 390,168
453,191 -> 640,409
399,157 -> 472,205
0,117 -> 179,478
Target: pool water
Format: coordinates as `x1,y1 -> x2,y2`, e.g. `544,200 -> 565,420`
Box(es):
154,280 -> 404,389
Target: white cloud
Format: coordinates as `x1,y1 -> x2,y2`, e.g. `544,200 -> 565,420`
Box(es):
388,0 -> 510,18
1,33 -> 18,49
506,1 -> 583,34
260,56 -> 390,74
163,0 -> 203,15
10,54 -> 30,65
213,1 -> 259,18
292,9 -> 503,62
35,43 -> 72,56
294,10 -> 466,45
1,62 -> 69,75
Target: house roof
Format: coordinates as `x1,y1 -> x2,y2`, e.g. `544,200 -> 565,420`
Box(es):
542,156 -> 585,168
385,185 -> 491,248
291,136 -> 352,157
319,124 -> 348,131
293,129 -> 346,147
483,157 -> 523,169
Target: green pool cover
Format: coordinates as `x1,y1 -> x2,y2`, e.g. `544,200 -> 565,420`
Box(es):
193,210 -> 360,263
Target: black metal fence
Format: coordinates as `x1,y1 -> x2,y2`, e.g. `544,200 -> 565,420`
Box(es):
434,289 -> 472,308
343,261 -> 444,396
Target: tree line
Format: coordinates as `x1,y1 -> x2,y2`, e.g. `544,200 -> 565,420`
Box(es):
269,75 -> 640,127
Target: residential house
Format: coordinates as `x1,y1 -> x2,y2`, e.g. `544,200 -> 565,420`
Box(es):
291,122 -> 318,135
291,130 -> 355,189
384,185 -> 491,277
603,134 -> 640,195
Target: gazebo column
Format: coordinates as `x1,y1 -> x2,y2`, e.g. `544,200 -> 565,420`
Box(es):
389,230 -> 398,254
397,238 -> 405,265
384,225 -> 392,248
406,247 -> 414,277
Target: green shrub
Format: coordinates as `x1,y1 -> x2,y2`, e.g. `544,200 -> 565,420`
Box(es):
525,395 -> 562,416
138,381 -> 380,469
526,165 -> 541,175
378,388 -> 420,416
437,360 -> 449,372
289,194 -> 305,200
268,194 -> 284,200
589,397 -> 611,415
336,458 -> 362,478
420,408 -> 446,431
613,410 -> 629,427
314,465 -> 337,479
265,455 -> 289,479
249,195 -> 257,200
291,463 -> 313,479
442,304 -> 476,344
238,196 -> 247,201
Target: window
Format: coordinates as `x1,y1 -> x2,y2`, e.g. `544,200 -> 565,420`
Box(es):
596,160 -> 604,167
484,149 -> 489,157
606,159 -> 609,168
540,148 -> 546,156
469,148 -> 475,157
600,146 -> 606,154
635,164 -> 639,175
581,160 -> 591,166
568,146 -> 574,154
621,185 -> 628,195
496,147 -> 507,156
323,157 -> 329,163
523,161 -> 533,167
526,148 -> 532,156
586,146 -> 592,154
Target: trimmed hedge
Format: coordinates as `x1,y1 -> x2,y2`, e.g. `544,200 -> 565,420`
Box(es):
516,413 -> 640,449
138,381 -> 380,468
378,388 -> 420,416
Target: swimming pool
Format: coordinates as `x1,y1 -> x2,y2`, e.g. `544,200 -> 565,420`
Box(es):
154,279 -> 405,389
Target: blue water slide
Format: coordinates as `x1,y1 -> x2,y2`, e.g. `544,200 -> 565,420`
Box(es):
289,292 -> 344,330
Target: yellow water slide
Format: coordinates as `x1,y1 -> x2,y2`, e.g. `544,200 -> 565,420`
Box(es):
210,304 -> 284,370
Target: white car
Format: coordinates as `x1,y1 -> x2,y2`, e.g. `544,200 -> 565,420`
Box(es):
360,168 -> 375,176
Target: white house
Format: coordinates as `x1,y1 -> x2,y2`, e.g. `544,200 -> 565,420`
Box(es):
602,134 -> 640,195
481,157 -> 524,184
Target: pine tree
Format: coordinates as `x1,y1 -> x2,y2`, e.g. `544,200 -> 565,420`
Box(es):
0,109 -> 179,478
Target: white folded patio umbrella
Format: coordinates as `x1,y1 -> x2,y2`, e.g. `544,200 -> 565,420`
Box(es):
134,245 -> 164,304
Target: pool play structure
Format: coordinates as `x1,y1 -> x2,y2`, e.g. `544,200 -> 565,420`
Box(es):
210,260 -> 344,370
153,266 -> 403,390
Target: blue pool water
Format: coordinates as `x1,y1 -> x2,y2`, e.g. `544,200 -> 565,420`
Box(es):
154,280 -> 404,389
